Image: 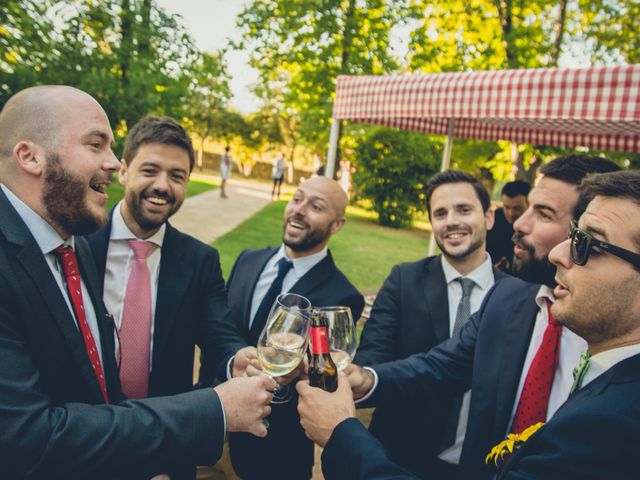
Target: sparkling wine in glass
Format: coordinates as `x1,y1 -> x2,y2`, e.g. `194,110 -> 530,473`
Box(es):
257,293 -> 311,403
318,306 -> 357,372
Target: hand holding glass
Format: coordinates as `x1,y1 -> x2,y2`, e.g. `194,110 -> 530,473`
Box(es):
256,293 -> 311,403
319,306 -> 357,372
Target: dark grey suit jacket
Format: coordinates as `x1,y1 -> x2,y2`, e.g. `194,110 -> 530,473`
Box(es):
354,255 -> 507,477
322,277 -> 542,480
220,246 -> 365,480
0,189 -> 224,479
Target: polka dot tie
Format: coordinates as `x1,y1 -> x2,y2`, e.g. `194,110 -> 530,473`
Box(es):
119,240 -> 155,399
571,350 -> 591,393
510,300 -> 562,434
55,246 -> 109,403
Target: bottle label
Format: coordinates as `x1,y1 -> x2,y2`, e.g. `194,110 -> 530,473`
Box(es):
310,326 -> 330,354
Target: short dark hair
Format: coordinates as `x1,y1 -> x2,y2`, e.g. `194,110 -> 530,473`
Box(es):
501,180 -> 530,198
425,169 -> 491,217
539,154 -> 621,186
577,171 -> 640,253
123,115 -> 195,171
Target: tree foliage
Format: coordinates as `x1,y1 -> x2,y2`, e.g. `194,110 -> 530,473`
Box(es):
353,128 -> 439,228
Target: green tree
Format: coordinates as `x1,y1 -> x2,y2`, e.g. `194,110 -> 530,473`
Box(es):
353,128 -> 439,228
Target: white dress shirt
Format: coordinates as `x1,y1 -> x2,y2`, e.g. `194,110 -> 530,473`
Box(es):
103,202 -> 165,368
1,184 -> 104,364
506,285 -> 586,432
248,244 -> 327,327
438,254 -> 495,464
582,343 -> 640,388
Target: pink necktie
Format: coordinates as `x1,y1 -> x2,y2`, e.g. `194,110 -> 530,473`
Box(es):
54,246 -> 109,403
119,240 -> 155,399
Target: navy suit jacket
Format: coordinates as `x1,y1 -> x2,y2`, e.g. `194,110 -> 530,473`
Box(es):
354,255 -> 507,477
324,352 -> 640,480
0,188 -> 224,479
323,277 -> 542,480
86,210 -> 240,397
220,246 -> 365,480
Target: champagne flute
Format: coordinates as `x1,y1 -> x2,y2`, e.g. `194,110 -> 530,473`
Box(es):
257,293 -> 311,403
318,306 -> 357,372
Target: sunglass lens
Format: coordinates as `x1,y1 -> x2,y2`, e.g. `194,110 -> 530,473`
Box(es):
571,230 -> 589,265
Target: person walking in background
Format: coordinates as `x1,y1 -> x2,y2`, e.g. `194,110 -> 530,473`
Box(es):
486,180 -> 530,272
220,145 -> 231,198
86,115 -> 242,479
271,152 -> 286,200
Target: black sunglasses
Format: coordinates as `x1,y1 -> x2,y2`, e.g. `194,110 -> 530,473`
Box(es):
569,221 -> 640,269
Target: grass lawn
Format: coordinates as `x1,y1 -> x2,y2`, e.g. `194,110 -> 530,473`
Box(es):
106,177 -> 218,209
213,201 -> 431,295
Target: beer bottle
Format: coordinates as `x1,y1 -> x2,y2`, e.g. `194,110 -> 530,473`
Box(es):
308,308 -> 338,392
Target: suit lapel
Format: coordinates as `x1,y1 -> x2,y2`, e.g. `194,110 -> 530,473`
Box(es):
89,216 -> 112,289
288,251 -> 335,299
153,225 -> 192,364
493,286 -> 539,437
423,257 -> 451,343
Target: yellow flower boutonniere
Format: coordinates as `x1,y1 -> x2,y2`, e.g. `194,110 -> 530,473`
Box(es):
485,422 -> 545,466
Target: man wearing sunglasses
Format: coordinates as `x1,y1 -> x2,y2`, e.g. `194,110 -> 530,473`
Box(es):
498,169 -> 640,478
296,155 -> 622,480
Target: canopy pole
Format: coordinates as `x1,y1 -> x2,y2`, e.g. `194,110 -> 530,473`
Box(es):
428,119 -> 455,256
325,119 -> 340,178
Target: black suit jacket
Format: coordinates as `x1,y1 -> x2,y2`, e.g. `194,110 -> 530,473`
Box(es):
322,277 -> 543,480
0,188 -> 225,479
354,256 -> 507,477
330,353 -> 640,480
86,211 -> 240,398
486,208 -> 515,267
223,246 -> 365,480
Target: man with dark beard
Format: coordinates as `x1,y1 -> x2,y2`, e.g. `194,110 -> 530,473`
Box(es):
85,115 -> 244,479
0,86 -> 276,479
210,175 -> 364,480
354,170 -> 508,479
295,155 -> 622,480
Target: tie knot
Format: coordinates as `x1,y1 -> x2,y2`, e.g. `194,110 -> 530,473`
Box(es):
457,277 -> 475,296
277,257 -> 293,277
54,245 -> 72,257
128,240 -> 155,260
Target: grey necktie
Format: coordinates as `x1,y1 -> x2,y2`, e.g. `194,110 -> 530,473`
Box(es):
452,277 -> 475,339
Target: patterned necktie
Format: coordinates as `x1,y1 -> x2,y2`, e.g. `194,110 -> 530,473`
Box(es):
249,257 -> 293,345
119,240 -> 155,399
54,246 -> 109,403
571,350 -> 591,393
510,300 -> 562,434
452,277 -> 475,339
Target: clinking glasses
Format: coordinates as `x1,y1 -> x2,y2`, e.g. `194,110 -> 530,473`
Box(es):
569,220 -> 640,268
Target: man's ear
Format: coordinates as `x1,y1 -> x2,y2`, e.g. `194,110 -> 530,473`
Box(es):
330,217 -> 346,235
118,159 -> 127,186
13,141 -> 44,177
485,207 -> 495,231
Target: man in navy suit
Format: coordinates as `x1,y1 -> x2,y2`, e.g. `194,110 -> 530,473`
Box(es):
296,155 -> 621,480
212,175 -> 365,479
355,170 -> 507,478
0,86 -> 275,479
86,115 -> 243,479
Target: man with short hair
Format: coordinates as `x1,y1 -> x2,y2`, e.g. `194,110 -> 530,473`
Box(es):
486,180 -> 530,271
355,170 -> 507,478
0,86 -> 275,479
86,115 -> 241,479
209,175 -> 365,480
296,154 -> 621,480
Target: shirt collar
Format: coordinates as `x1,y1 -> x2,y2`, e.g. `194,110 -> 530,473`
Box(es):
275,244 -> 328,277
110,201 -> 165,247
441,253 -> 494,291
1,183 -> 71,254
584,343 -> 640,387
535,284 -> 556,309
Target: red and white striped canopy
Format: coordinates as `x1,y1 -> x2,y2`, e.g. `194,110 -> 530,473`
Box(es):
332,65 -> 640,152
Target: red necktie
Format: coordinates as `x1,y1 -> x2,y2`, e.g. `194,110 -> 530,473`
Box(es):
510,300 -> 561,434
119,240 -> 155,399
55,246 -> 109,403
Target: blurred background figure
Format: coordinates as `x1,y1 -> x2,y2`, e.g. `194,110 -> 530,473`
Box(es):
271,152 -> 286,200
220,146 -> 231,198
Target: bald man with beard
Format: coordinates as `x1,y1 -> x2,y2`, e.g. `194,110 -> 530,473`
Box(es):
204,176 -> 365,480
0,85 -> 276,480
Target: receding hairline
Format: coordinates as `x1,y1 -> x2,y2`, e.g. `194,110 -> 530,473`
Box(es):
298,176 -> 348,217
